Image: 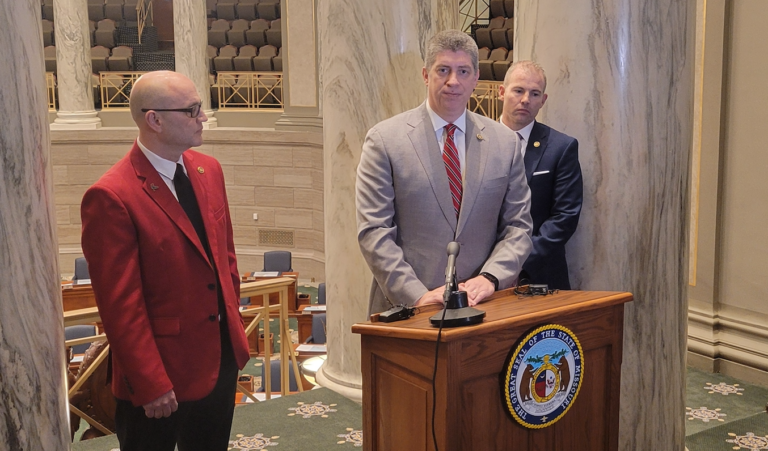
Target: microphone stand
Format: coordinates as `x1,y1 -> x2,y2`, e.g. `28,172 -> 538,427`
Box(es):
430,242 -> 486,328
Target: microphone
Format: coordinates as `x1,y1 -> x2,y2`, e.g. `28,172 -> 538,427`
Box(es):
443,241 -> 460,302
430,241 -> 486,328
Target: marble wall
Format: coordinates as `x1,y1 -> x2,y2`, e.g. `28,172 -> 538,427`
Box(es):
688,0 -> 768,387
0,2 -> 70,448
316,0 -> 457,399
515,0 -> 695,448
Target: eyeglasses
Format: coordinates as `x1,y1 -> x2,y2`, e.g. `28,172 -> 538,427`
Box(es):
141,102 -> 202,118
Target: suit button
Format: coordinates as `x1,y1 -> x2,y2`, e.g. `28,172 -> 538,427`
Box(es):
208,315 -> 216,322
208,283 -> 216,290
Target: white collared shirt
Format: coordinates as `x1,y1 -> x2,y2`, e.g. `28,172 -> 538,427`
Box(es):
137,138 -> 186,201
426,102 -> 468,175
514,120 -> 535,158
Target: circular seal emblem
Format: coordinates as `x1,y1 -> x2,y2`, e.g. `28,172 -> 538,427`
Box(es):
500,324 -> 584,429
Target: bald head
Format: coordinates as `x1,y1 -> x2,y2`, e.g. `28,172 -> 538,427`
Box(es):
129,71 -> 197,124
129,71 -> 207,161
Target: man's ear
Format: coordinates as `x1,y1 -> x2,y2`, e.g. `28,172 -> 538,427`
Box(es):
499,83 -> 506,99
144,111 -> 163,133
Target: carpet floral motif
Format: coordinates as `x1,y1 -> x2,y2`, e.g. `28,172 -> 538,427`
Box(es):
336,428 -> 363,447
686,406 -> 727,423
288,401 -> 338,419
228,433 -> 280,450
726,432 -> 768,450
705,382 -> 744,396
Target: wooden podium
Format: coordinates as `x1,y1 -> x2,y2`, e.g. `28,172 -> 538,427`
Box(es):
352,290 -> 632,451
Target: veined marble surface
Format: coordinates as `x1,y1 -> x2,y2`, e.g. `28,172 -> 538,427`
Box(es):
174,0 -> 217,126
317,0 -> 457,395
516,0 -> 695,448
285,0 -> 318,108
52,0 -> 100,126
0,2 -> 70,448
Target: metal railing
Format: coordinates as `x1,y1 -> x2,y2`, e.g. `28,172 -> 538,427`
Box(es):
99,72 -> 144,109
460,0 -> 491,33
469,81 -> 502,121
216,72 -> 283,109
137,0 -> 153,44
56,72 -> 499,120
46,72 -> 56,111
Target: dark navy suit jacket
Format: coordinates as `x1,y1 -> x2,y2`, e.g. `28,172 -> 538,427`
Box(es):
520,121 -> 583,290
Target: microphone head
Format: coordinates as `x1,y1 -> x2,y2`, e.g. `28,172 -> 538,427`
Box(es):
447,241 -> 460,257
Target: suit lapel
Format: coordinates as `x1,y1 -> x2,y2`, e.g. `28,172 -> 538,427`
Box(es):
456,114 -> 487,236
130,144 -> 212,266
407,104 -> 457,229
524,121 -> 549,180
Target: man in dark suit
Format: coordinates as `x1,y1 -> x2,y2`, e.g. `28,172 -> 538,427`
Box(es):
357,30 -> 532,315
81,71 -> 250,450
499,61 -> 583,290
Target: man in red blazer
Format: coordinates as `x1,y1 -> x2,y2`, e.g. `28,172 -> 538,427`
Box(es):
81,71 -> 250,450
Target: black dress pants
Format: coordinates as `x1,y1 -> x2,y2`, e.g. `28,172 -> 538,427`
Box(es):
114,336 -> 238,451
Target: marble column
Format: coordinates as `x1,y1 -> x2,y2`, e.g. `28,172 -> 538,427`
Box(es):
174,0 -> 217,128
0,2 -> 70,449
315,0 -> 457,401
274,0 -> 323,131
51,0 -> 101,129
515,0 -> 694,448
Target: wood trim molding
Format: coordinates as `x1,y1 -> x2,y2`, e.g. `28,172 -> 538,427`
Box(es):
688,305 -> 768,375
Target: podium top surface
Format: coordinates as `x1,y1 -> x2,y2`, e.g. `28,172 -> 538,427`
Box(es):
351,290 -> 632,342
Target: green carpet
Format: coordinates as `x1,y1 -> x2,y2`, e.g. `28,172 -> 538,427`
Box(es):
685,367 -> 768,450
71,388 -> 362,451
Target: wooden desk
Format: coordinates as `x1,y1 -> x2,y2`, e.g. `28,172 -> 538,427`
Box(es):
242,271 -> 302,312
62,283 -> 96,311
353,290 -> 633,451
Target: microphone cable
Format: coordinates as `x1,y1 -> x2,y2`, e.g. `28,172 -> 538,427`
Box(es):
430,303 -> 447,451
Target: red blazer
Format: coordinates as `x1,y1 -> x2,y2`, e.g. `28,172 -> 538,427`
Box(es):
81,143 -> 250,407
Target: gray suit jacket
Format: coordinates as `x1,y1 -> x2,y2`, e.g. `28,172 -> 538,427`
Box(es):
356,103 -> 533,315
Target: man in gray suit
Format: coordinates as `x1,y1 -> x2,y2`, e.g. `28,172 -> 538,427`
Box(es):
356,30 -> 533,316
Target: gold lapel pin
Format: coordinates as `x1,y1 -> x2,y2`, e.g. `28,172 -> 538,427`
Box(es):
533,141 -> 541,148
150,183 -> 159,191
477,134 -> 484,141
197,167 -> 205,174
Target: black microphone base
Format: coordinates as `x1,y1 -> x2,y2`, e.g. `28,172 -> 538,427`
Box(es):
429,306 -> 486,328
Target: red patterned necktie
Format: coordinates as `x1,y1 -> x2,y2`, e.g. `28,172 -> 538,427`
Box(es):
443,123 -> 462,218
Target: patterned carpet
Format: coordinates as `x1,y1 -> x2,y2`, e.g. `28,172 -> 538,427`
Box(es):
685,367 -> 768,451
70,387 -> 362,451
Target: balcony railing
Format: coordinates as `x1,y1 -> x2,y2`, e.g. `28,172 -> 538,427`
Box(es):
215,72 -> 283,109
50,72 -> 499,120
99,72 -> 144,109
469,81 -> 502,121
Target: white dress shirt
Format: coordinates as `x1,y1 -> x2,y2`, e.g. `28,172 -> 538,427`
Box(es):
137,138 -> 187,201
425,102 -> 468,176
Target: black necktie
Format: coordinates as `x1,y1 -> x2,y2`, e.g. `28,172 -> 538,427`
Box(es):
173,163 -> 212,260
173,163 -> 231,340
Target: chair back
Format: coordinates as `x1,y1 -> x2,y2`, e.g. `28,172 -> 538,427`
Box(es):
262,250 -> 292,272
74,257 -> 90,281
257,360 -> 299,392
310,313 -> 327,344
65,325 -> 97,355
317,283 -> 326,305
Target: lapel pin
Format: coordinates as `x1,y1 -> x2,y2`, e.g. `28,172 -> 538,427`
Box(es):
150,183 -> 159,191
197,167 -> 205,174
477,134 -> 484,141
533,141 -> 541,148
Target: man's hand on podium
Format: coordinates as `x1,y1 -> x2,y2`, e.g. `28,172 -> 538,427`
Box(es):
415,286 -> 445,307
459,276 -> 494,306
